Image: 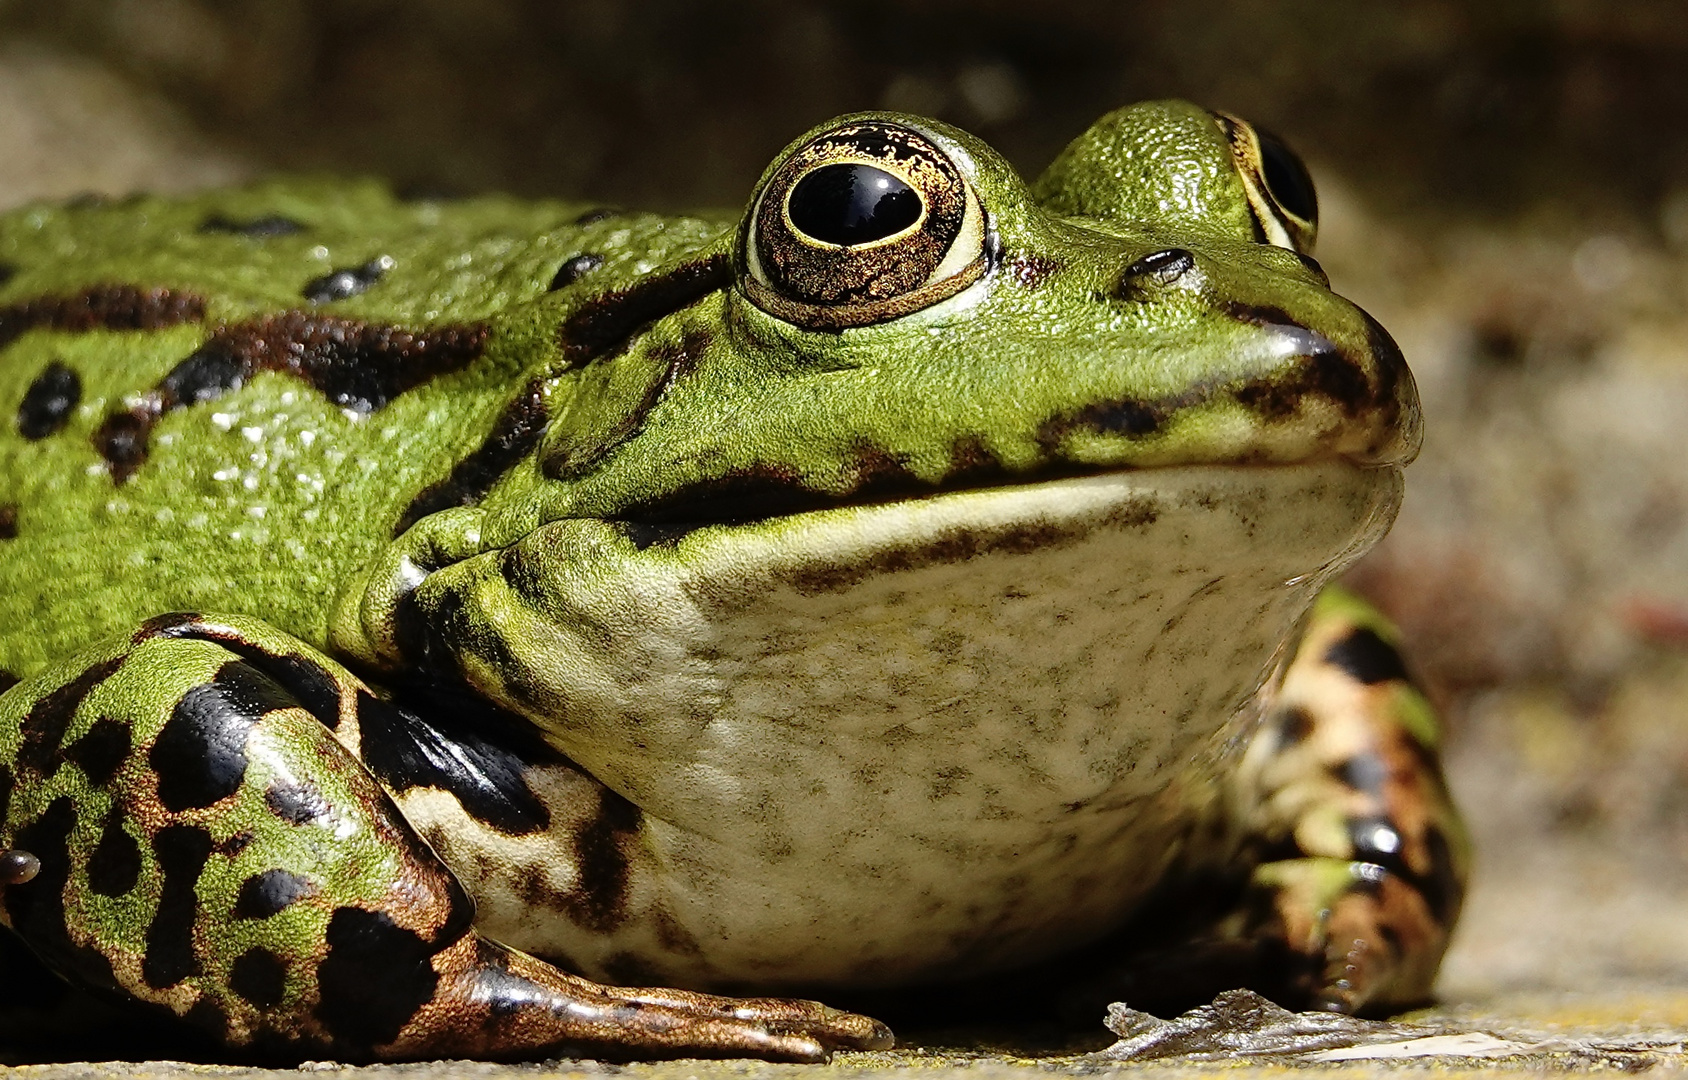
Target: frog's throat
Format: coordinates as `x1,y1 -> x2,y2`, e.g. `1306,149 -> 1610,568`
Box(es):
419,460 -> 1400,986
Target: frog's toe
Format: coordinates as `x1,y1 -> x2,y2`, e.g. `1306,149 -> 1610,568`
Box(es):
615,986 -> 894,1052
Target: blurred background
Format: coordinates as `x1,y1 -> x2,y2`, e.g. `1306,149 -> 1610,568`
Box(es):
3,0 -> 1688,1016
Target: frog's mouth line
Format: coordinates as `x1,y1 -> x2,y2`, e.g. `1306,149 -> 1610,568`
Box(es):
609,308 -> 1416,547
610,453 -> 1388,550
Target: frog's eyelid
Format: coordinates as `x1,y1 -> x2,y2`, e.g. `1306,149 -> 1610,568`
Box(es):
1213,111 -> 1317,255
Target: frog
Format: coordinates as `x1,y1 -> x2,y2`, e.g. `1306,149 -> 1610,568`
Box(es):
0,100 -> 1467,1063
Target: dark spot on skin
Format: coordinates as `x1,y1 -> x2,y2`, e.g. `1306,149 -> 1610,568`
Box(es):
1004,251 -> 1062,289
91,410 -> 151,483
599,951 -> 664,986
198,214 -> 306,237
315,907 -> 440,1049
356,686 -> 561,835
609,461 -> 804,535
218,831 -> 254,858
195,315 -> 486,412
395,378 -> 549,536
1116,248 -> 1195,299
86,809 -> 142,896
1041,399 -> 1166,447
160,341 -> 247,407
303,256 -> 393,304
96,314 -> 487,482
557,254 -> 731,366
1421,826 -> 1462,925
0,285 -> 207,355
64,717 -> 131,787
573,207 -> 620,225
1333,754 -> 1388,797
1324,626 -> 1412,685
1274,705 -> 1315,748
6,797 -> 126,995
945,435 -> 1008,487
615,520 -> 693,550
0,263 -> 14,287
233,869 -> 317,919
0,504 -> 15,540
149,661 -> 294,812
1235,349 -> 1372,421
543,327 -> 711,480
548,253 -> 604,291
17,360 -> 81,440
142,824 -> 215,988
560,787 -> 642,932
653,909 -> 704,957
1227,303 -> 1376,418
17,656 -> 124,777
230,947 -> 289,1009
0,849 -> 40,884
0,763 -> 11,824
265,779 -> 330,826
0,669 -> 17,695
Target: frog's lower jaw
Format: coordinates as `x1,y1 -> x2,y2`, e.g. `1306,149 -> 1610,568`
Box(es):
405,460 -> 1402,990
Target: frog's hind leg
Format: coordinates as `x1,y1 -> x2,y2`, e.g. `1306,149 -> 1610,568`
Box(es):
1221,587 -> 1471,1014
0,613 -> 889,1061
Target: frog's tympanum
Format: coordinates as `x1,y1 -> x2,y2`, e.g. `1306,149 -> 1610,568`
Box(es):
0,102 -> 1467,1062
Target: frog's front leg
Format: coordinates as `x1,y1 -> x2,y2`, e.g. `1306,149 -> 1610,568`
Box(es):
1223,588 -> 1471,1014
0,614 -> 889,1061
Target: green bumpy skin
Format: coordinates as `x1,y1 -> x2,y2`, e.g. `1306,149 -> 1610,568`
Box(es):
0,100 -> 1464,1062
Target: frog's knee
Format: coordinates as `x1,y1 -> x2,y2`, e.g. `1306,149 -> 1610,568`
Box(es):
0,618 -> 470,1055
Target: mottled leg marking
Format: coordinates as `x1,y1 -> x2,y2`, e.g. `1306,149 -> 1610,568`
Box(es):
0,614 -> 890,1061
1226,588 -> 1470,1013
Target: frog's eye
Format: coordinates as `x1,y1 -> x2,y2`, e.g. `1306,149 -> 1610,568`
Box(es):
742,120 -> 989,330
1216,112 -> 1318,254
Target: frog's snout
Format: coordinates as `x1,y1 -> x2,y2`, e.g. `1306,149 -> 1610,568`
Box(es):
1221,297 -> 1423,468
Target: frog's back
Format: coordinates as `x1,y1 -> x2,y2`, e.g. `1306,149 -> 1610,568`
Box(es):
0,179 -> 722,676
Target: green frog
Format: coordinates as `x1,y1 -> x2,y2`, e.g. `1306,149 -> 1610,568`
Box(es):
0,101 -> 1467,1062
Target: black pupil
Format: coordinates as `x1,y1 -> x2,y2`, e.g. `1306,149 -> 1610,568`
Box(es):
787,163 -> 922,246
1256,129 -> 1318,225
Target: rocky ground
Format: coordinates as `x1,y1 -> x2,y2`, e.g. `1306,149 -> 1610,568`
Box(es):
4,3 -> 1688,1073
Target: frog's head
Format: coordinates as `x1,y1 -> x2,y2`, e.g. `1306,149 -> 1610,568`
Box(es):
511,100 -> 1417,532
394,105 -> 1421,942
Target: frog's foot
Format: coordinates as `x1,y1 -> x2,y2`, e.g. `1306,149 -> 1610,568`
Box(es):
1239,856 -> 1446,1014
1224,589 -> 1470,1014
401,936 -> 890,1061
0,614 -> 888,1061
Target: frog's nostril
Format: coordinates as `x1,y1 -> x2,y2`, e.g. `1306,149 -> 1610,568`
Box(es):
1115,248 -> 1194,299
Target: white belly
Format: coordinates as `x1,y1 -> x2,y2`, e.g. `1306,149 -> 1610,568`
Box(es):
438,461 -> 1400,989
